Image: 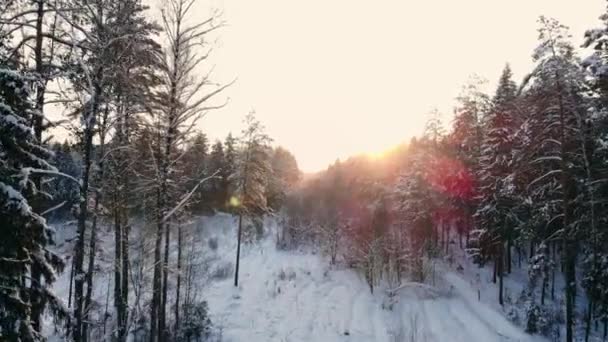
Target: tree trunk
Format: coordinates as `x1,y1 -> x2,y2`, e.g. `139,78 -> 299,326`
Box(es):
517,245 -> 522,268
529,240 -> 534,259
30,0 -> 47,332
114,97 -> 130,342
492,253 -> 497,284
498,243 -> 504,306
103,271 -> 111,336
67,260 -> 74,333
114,210 -> 123,340
234,213 -> 243,287
506,239 -> 511,274
174,222 -> 183,335
83,107 -> 108,341
160,222 -> 170,341
585,300 -> 593,342
557,69 -> 575,342
540,273 -> 546,306
73,92 -> 99,342
120,220 -> 129,341
564,241 -> 576,342
82,172 -> 101,341
551,264 -> 555,301
150,185 -> 164,342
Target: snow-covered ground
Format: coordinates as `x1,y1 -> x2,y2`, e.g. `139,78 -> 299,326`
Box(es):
46,214 -> 545,341
199,214 -> 544,342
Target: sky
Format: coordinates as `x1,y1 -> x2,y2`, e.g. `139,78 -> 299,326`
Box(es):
182,0 -> 605,172
48,0 -> 606,172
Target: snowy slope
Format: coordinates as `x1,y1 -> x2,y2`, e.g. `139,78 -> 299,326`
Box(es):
44,214 -> 545,341
198,214 -> 545,342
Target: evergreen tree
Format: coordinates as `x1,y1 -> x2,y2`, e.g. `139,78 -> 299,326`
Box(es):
475,65 -> 520,305
267,147 -> 300,210
183,133 -> 210,212
223,133 -> 238,207
233,111 -> 272,286
208,140 -> 226,207
449,76 -> 490,248
581,5 -> 608,338
46,142 -> 81,220
522,17 -> 587,341
0,66 -> 66,341
393,140 -> 440,281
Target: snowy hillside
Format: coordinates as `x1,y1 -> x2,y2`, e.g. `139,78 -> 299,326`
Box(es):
195,214 -> 544,342
46,214 -> 544,342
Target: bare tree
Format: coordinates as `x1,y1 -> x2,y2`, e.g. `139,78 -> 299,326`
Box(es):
147,0 -> 231,340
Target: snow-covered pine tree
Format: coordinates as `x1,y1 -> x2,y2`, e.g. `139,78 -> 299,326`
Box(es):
1,0 -> 78,330
475,65 -> 520,305
393,132 -> 445,282
581,5 -> 608,338
0,65 -> 66,341
449,76 -> 490,248
521,17 -> 587,342
233,111 -> 272,286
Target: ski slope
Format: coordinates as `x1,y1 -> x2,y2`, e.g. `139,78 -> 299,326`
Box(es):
200,214 -> 545,342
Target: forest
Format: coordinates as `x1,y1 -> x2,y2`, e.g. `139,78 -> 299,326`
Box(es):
2,0 -> 608,342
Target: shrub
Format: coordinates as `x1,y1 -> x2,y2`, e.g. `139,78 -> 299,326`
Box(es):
211,261 -> 233,280
178,301 -> 212,341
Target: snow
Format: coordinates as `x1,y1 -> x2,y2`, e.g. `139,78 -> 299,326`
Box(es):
199,214 -> 544,342
0,181 -> 34,217
45,213 -> 545,341
0,102 -> 36,136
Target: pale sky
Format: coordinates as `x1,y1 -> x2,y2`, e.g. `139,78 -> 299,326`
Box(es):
189,0 -> 605,172
50,0 -> 607,172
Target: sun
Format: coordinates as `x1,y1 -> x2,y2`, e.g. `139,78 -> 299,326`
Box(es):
366,149 -> 389,160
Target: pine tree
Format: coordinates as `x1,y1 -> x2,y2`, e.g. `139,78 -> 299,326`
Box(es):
183,133 -> 210,212
581,5 -> 608,337
522,17 -> 587,341
233,111 -> 272,286
450,76 -> 490,248
0,66 -> 66,341
475,65 -> 519,305
267,147 -> 300,210
208,140 -> 226,207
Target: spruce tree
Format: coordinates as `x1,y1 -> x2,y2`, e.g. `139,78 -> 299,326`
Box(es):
476,65 -> 519,305
0,66 -> 66,341
522,17 -> 586,341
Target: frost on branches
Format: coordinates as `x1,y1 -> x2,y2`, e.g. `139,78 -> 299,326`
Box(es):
0,67 -> 66,341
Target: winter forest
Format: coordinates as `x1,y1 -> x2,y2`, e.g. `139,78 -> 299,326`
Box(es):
3,0 -> 608,342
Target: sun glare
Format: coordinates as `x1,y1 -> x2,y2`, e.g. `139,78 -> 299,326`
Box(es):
366,150 -> 388,160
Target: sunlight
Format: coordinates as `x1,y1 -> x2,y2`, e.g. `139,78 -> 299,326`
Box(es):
365,149 -> 390,161
229,196 -> 241,208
